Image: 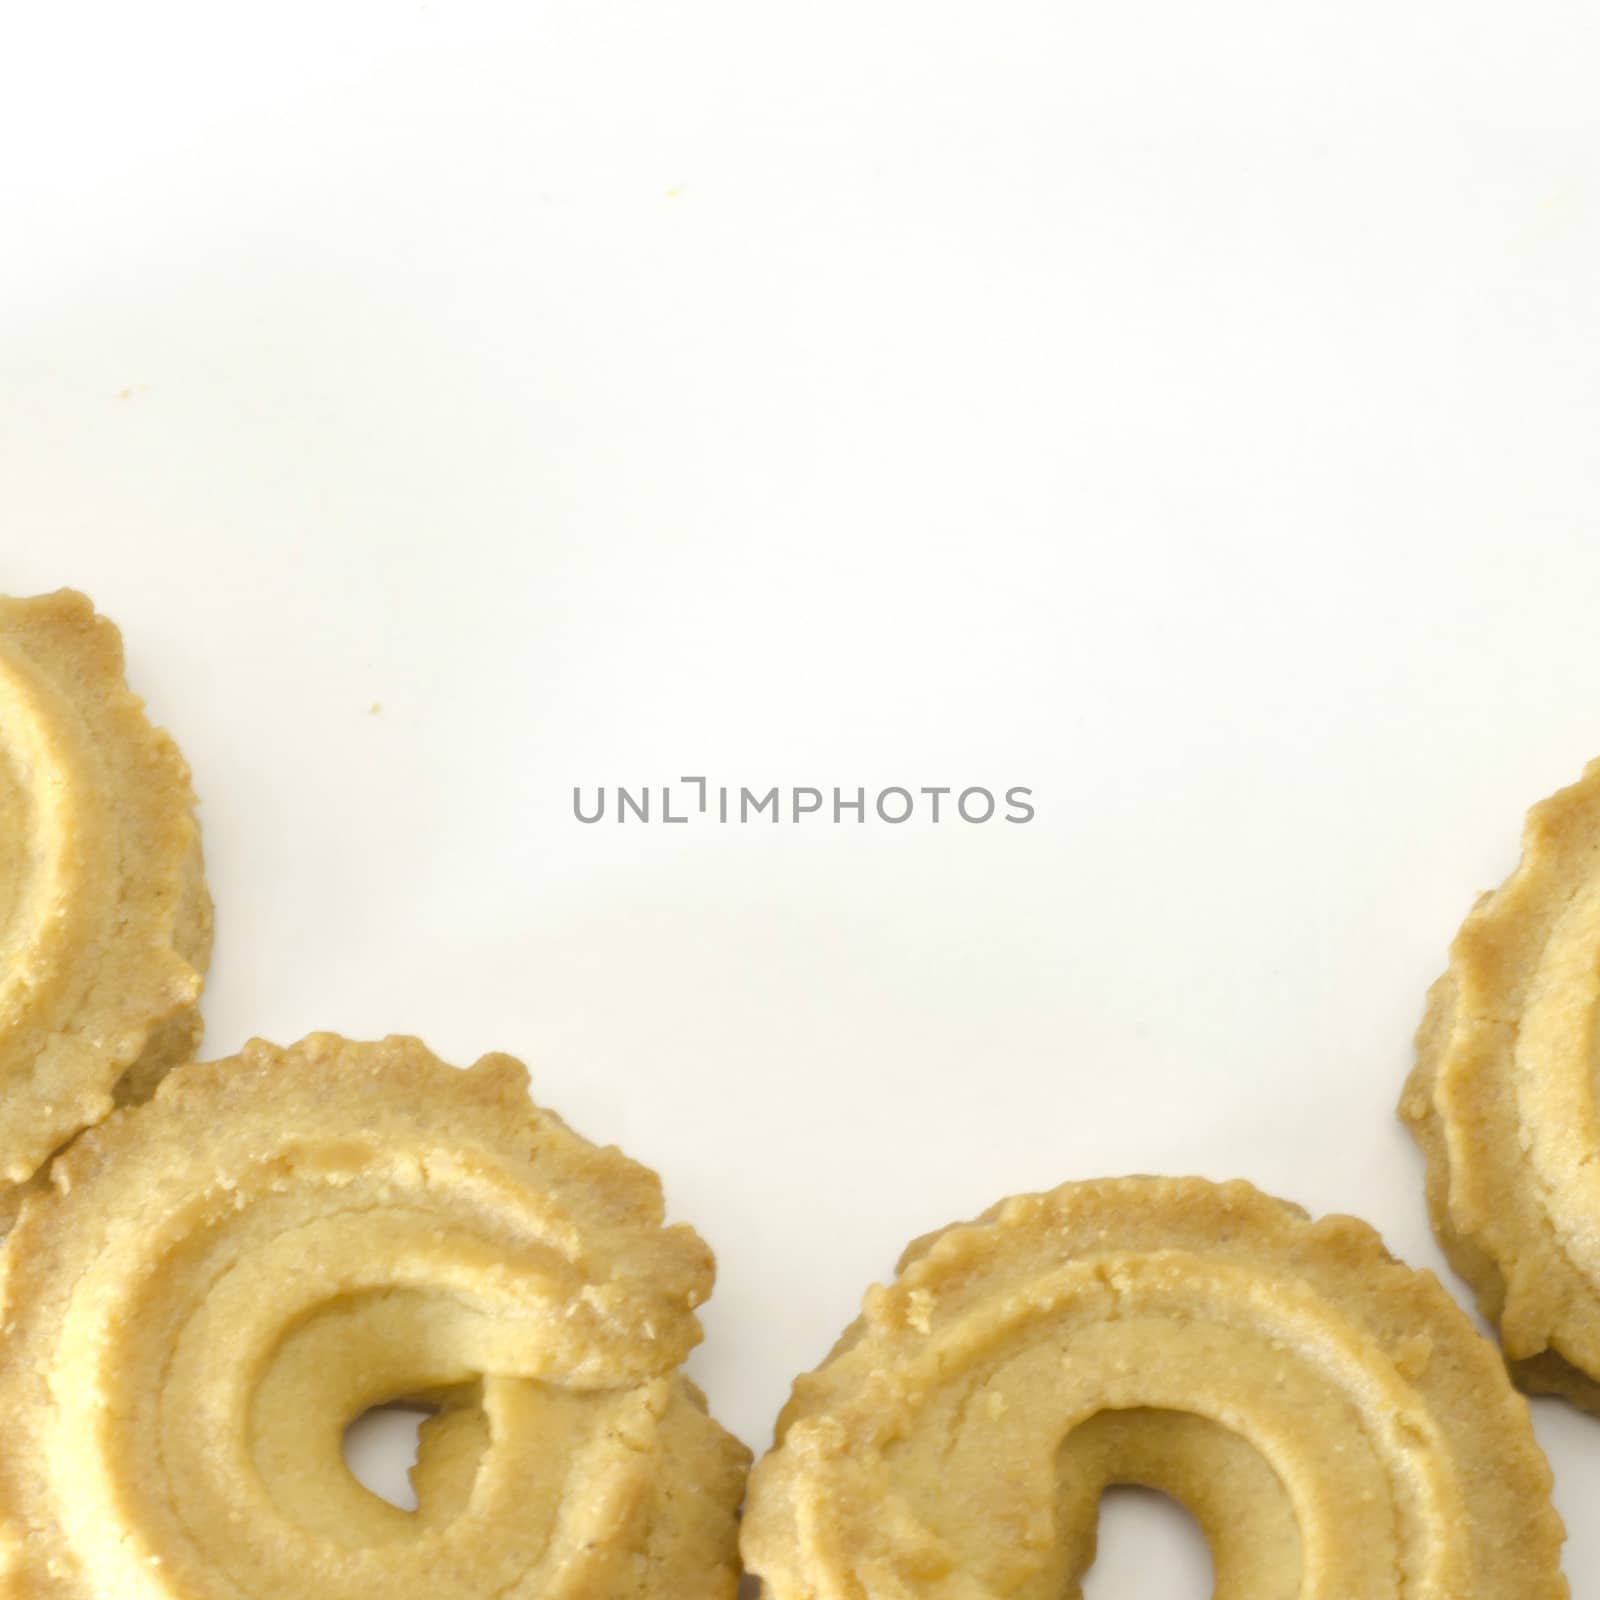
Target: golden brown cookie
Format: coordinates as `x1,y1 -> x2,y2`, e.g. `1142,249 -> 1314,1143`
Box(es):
741,1177 -> 1566,1600
1400,756 -> 1600,1410
0,1034 -> 750,1599
0,589 -> 211,1221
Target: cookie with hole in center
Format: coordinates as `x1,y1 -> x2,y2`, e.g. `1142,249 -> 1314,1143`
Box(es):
1401,756 -> 1600,1411
0,589 -> 212,1226
740,1176 -> 1566,1600
0,1034 -> 750,1600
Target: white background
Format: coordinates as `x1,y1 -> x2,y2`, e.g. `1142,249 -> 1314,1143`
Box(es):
5,1 -> 1600,1592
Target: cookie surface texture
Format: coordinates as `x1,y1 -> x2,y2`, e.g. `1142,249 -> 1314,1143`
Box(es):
0,1034 -> 750,1599
1401,756 -> 1600,1409
0,589 -> 211,1217
740,1176 -> 1566,1600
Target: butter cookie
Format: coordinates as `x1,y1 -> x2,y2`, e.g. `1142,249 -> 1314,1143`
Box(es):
741,1176 -> 1565,1600
0,589 -> 211,1221
0,1034 -> 749,1599
1402,757 -> 1600,1409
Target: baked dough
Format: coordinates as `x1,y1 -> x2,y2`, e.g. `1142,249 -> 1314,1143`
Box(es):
0,589 -> 211,1223
740,1176 -> 1566,1600
1401,756 -> 1600,1410
0,1034 -> 749,1599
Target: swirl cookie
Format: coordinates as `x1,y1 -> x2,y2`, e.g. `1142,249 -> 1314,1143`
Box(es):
0,1033 -> 750,1599
741,1176 -> 1565,1600
1401,757 -> 1600,1410
0,589 -> 211,1221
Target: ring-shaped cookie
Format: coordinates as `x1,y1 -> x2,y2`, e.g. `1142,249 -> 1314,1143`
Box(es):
0,589 -> 211,1220
0,1034 -> 750,1599
1402,756 -> 1600,1409
740,1176 -> 1565,1599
